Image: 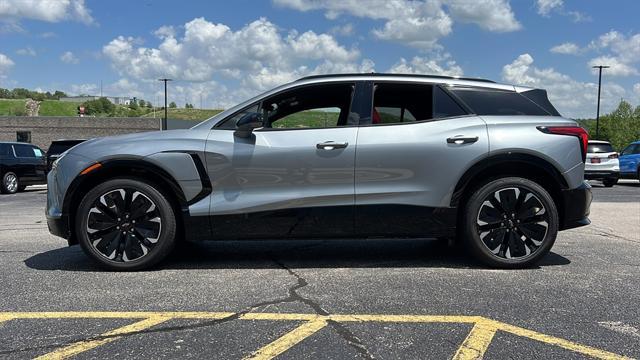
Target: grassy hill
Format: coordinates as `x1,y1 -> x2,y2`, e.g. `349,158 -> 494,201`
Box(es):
140,108 -> 224,121
0,99 -> 27,115
39,100 -> 82,116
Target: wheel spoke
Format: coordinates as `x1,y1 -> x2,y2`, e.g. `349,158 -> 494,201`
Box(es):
88,225 -> 118,241
497,188 -> 518,214
95,202 -> 118,220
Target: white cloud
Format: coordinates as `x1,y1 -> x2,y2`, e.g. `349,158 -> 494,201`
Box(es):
104,17 -> 366,86
388,55 -> 463,76
60,51 -> 79,64
634,83 -> 640,96
16,47 -> 36,56
502,53 -> 626,118
0,0 -> 94,25
550,42 -> 581,55
330,23 -> 354,37
536,0 -> 563,16
446,0 -> 520,32
70,83 -> 97,95
0,53 -> 14,77
588,56 -> 638,77
586,31 -> 640,77
273,0 -> 520,49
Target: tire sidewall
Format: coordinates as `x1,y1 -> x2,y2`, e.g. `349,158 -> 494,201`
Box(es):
1,172 -> 19,194
75,178 -> 176,271
463,177 -> 559,268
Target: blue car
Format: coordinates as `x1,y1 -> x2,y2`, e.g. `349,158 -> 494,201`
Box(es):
619,141 -> 640,181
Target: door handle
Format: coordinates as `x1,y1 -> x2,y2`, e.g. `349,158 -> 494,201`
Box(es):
446,136 -> 479,145
316,141 -> 348,150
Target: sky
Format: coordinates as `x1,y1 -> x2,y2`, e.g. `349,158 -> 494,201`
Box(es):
0,0 -> 638,118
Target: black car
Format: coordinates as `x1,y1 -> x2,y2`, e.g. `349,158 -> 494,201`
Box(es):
0,142 -> 47,194
46,139 -> 85,172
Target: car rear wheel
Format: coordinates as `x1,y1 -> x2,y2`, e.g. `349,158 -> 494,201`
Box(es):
1,172 -> 19,194
602,178 -> 617,187
75,178 -> 177,271
462,177 -> 559,268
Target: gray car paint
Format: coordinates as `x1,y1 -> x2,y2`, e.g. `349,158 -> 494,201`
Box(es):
47,74 -> 585,238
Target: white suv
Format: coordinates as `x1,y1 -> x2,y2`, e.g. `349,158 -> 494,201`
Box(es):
585,140 -> 619,187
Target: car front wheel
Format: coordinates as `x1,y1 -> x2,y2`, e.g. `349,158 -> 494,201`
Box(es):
462,177 -> 559,268
1,172 -> 19,194
75,178 -> 177,271
602,178 -> 617,187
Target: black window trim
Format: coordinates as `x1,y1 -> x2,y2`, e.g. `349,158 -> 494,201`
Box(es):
213,80 -> 361,132
359,80 -> 474,128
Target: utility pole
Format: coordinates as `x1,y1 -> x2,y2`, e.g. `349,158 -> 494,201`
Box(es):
158,78 -> 172,130
592,65 -> 609,139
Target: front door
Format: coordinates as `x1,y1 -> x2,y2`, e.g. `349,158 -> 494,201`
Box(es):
205,82 -> 364,239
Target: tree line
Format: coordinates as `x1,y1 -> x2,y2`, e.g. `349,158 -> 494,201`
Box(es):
0,88 -> 67,101
578,100 -> 640,151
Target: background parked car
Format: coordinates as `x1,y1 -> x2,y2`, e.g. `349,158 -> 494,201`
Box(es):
619,141 -> 640,181
0,142 -> 47,194
46,139 -> 86,172
584,140 -> 619,187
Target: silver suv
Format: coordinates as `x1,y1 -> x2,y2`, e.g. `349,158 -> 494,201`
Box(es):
46,74 -> 592,270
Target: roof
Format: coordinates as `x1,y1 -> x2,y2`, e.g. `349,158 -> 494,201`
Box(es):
0,141 -> 38,146
297,73 -> 496,84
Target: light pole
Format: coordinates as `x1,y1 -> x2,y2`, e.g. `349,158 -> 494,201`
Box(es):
158,78 -> 172,130
592,65 -> 609,139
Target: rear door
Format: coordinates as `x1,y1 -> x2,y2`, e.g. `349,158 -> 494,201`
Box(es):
620,144 -> 640,174
12,144 -> 38,182
354,82 -> 489,237
205,82 -> 369,239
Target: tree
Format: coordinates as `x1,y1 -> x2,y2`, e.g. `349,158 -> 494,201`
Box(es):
585,100 -> 640,151
82,97 -> 115,115
169,101 -> 177,108
139,99 -> 146,107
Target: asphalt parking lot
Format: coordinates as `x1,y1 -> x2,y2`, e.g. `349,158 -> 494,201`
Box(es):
0,181 -> 638,359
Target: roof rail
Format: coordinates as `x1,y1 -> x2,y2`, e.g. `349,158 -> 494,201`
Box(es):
296,73 -> 496,84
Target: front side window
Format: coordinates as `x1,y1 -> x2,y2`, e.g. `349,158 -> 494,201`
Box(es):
14,144 -> 36,158
450,87 -> 550,116
0,144 -> 12,157
216,103 -> 260,130
263,83 -> 355,129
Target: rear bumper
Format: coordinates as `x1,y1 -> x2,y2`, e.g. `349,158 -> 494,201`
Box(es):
584,170 -> 619,180
559,181 -> 592,230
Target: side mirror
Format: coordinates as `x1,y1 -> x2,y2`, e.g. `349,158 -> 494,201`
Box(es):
234,112 -> 263,138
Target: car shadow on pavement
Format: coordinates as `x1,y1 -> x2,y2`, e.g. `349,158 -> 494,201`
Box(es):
24,238 -> 571,272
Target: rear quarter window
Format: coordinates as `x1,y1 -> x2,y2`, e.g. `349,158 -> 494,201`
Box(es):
450,88 -> 550,116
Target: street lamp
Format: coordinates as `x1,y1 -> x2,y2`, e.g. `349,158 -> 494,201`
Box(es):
592,65 -> 609,139
158,78 -> 173,130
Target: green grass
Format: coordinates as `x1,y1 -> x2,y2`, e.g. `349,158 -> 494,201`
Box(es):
141,108 -> 223,121
39,100 -> 83,116
272,110 -> 340,128
0,99 -> 27,115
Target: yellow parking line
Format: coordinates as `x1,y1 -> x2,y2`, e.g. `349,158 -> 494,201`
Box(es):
494,320 -> 632,360
245,319 -> 329,360
34,316 -> 172,360
452,320 -> 498,360
1,311 -> 234,319
241,313 -> 319,322
329,314 -> 482,324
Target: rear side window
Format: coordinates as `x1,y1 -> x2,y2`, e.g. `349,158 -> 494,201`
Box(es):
371,83 -> 433,125
450,87 -> 550,116
587,143 -> 614,153
14,144 -> 36,158
0,144 -> 12,157
433,86 -> 467,119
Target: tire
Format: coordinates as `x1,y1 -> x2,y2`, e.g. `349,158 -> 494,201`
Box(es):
602,178 -> 617,187
75,178 -> 177,271
462,177 -> 559,268
1,172 -> 19,194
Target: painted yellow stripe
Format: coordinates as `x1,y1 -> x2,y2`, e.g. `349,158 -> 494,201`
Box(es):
494,320 -> 632,360
245,319 -> 328,360
0,314 -> 14,324
1,312 -> 234,320
241,313 -> 319,321
329,314 -> 482,324
452,320 -> 498,360
34,316 -> 172,360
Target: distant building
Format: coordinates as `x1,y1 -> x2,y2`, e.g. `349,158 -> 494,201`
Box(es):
59,96 -> 132,105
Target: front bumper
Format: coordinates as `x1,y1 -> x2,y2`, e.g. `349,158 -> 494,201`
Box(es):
559,181 -> 592,230
47,214 -> 71,240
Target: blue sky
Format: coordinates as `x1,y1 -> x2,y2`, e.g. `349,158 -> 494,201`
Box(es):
0,0 -> 638,118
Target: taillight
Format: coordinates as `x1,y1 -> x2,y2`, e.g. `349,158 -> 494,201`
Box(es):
608,153 -> 618,159
537,126 -> 589,161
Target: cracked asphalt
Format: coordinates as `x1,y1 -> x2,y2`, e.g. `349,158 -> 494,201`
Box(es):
0,180 -> 638,359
